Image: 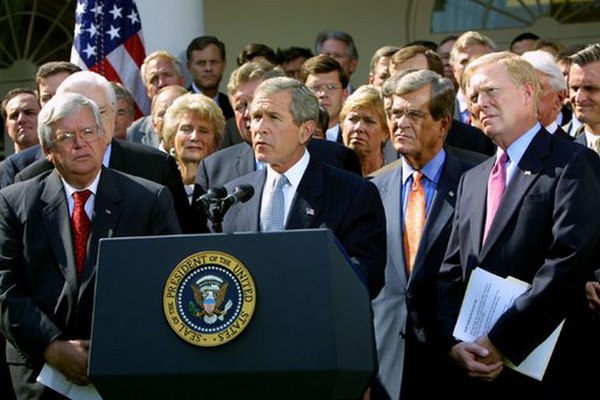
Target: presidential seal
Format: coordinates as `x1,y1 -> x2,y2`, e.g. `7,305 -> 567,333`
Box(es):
163,251 -> 256,347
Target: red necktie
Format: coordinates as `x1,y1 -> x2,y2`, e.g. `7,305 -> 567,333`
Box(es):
72,190 -> 92,280
404,172 -> 426,273
483,150 -> 508,243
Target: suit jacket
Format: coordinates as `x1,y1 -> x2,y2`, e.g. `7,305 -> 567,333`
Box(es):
0,167 -> 181,398
445,119 -> 496,156
187,87 -> 234,121
220,157 -> 387,298
14,139 -> 204,233
553,125 -> 574,142
370,152 -> 472,399
196,140 -> 361,191
126,115 -> 160,148
0,144 -> 44,189
220,117 -> 245,149
381,141 -> 488,175
437,128 -> 600,396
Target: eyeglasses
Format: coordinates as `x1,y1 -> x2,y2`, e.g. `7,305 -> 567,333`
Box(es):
308,83 -> 342,94
53,127 -> 101,145
387,109 -> 429,122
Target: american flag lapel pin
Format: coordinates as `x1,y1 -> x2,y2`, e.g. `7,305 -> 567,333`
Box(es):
449,190 -> 455,197
306,208 -> 315,216
524,170 -> 532,175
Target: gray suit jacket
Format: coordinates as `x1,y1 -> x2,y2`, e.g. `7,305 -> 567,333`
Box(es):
370,152 -> 471,398
0,167 -> 181,398
126,115 -> 160,149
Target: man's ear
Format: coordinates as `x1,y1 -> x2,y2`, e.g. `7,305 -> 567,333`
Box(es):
300,120 -> 316,144
42,146 -> 53,163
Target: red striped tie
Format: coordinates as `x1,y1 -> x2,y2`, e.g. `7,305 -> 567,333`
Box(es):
72,190 -> 92,280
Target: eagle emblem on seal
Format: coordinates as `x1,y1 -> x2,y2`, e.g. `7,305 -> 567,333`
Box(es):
189,275 -> 233,324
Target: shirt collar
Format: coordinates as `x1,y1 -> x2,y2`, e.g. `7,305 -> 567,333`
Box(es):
401,148 -> 446,185
504,122 -> 541,166
265,149 -> 310,190
62,169 -> 102,198
325,124 -> 340,142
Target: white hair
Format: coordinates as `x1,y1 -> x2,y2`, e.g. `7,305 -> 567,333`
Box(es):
521,50 -> 567,92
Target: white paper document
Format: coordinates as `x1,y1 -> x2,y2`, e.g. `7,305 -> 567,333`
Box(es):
453,267 -> 564,381
37,363 -> 102,400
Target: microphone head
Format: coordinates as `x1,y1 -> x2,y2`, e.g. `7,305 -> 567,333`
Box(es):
234,184 -> 254,203
207,186 -> 227,199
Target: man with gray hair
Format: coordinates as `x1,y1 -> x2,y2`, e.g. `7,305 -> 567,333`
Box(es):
0,92 -> 180,397
220,76 -> 386,298
14,71 -> 201,233
315,30 -> 359,92
369,69 -> 474,400
521,50 -> 573,140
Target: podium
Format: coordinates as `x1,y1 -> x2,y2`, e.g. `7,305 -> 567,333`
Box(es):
89,229 -> 377,399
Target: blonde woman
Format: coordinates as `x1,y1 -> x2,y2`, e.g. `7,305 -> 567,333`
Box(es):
340,85 -> 390,175
162,93 -> 225,203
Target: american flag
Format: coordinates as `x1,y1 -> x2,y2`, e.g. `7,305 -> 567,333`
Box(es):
71,0 -> 150,117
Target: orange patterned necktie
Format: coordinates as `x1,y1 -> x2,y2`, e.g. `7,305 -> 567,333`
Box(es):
404,172 -> 426,273
72,190 -> 92,281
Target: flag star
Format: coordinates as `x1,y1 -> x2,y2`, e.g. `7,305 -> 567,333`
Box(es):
74,22 -> 83,36
109,4 -> 123,20
82,43 -> 97,59
91,3 -> 104,17
75,1 -> 86,16
87,23 -> 98,38
127,10 -> 140,25
106,25 -> 121,40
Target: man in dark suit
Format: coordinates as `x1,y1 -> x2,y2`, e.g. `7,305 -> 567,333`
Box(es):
0,93 -> 181,398
437,52 -> 600,398
220,77 -> 386,298
370,70 -> 474,400
13,71 -> 203,233
186,36 -> 234,120
196,61 -> 361,192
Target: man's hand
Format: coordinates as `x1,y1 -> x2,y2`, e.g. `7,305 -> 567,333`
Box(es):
43,339 -> 90,386
449,337 -> 504,382
585,281 -> 600,316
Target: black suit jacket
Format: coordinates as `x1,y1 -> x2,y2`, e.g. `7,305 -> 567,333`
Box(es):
0,167 -> 181,397
0,144 -> 44,188
220,157 -> 386,298
196,140 -> 361,191
14,139 -> 204,233
437,128 -> 600,395
445,119 -> 496,156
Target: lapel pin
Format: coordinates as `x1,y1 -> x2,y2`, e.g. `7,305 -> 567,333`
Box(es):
105,209 -> 112,214
524,170 -> 532,175
449,190 -> 455,197
306,208 -> 315,216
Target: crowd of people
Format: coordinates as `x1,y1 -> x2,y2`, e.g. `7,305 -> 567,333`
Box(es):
0,27 -> 599,399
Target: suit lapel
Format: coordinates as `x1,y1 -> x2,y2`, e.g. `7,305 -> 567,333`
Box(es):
378,166 -> 408,282
227,170 -> 264,232
237,143 -> 256,177
40,171 -> 79,292
286,159 -> 324,229
471,158 -> 495,256
480,130 -> 549,259
79,168 -> 122,297
414,155 -> 461,276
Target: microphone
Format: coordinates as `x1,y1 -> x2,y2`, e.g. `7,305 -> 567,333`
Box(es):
197,186 -> 227,206
221,184 -> 254,208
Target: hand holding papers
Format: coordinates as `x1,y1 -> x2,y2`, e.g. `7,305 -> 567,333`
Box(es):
453,267 -> 564,381
37,363 -> 102,400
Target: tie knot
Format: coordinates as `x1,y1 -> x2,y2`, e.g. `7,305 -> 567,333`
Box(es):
274,174 -> 289,190
73,190 -> 92,205
411,171 -> 423,191
496,150 -> 508,165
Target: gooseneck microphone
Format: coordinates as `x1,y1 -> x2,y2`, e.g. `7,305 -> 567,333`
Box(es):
221,184 -> 255,208
200,184 -> 254,233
